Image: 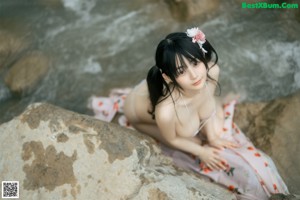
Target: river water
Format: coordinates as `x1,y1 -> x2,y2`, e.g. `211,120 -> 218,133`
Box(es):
0,0 -> 300,124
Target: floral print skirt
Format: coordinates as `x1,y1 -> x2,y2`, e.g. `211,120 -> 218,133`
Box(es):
88,90 -> 289,200
161,100 -> 289,200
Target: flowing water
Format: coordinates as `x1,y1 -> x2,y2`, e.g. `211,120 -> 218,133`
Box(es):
0,0 -> 300,124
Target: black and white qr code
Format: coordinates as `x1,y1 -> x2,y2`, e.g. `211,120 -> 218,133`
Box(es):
2,181 -> 19,199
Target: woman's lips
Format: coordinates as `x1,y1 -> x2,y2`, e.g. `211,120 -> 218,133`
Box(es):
192,79 -> 202,86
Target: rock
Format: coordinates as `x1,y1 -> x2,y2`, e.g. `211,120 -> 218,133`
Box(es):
0,103 -> 236,200
0,31 -> 29,70
164,0 -> 220,21
4,51 -> 50,95
233,101 -> 268,134
234,91 -> 300,194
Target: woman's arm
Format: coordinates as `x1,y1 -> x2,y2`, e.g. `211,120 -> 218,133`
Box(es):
205,63 -> 221,142
156,106 -> 227,170
204,64 -> 239,149
202,109 -> 239,150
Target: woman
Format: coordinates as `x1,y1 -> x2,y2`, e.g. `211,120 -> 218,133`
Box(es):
122,28 -> 289,199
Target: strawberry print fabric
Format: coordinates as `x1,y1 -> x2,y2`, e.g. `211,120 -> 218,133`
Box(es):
161,100 -> 289,199
88,91 -> 289,200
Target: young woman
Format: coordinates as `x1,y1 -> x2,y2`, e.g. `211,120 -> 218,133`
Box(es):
122,28 -> 289,199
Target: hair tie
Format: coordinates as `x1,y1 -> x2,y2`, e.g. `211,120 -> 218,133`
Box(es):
166,38 -> 173,44
154,65 -> 162,74
186,27 -> 207,54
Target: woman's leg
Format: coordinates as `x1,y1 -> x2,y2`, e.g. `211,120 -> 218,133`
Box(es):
133,122 -> 167,143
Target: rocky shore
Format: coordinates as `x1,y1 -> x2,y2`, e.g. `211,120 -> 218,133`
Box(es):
0,90 -> 299,199
1,29 -> 299,197
0,102 -> 236,200
1,0 -> 300,198
234,91 -> 300,194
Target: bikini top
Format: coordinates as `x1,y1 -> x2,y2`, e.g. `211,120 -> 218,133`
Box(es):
135,79 -> 216,136
191,83 -> 217,137
192,109 -> 216,136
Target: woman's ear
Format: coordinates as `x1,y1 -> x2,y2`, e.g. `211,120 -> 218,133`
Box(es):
162,73 -> 172,84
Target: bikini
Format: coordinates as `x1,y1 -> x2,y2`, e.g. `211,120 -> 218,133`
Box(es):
192,109 -> 216,137
90,81 -> 290,197
181,82 -> 216,137
130,80 -> 217,137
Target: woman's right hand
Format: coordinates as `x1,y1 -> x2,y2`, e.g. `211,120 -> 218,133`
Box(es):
198,146 -> 227,171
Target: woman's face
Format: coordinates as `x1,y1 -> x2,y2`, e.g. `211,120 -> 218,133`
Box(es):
175,55 -> 207,92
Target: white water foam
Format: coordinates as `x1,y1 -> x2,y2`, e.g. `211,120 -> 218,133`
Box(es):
62,0 -> 96,20
82,56 -> 102,74
258,41 -> 300,78
46,4 -> 165,57
201,13 -> 300,100
295,72 -> 300,87
95,6 -> 165,57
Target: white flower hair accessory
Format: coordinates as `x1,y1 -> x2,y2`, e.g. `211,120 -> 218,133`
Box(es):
186,27 -> 207,54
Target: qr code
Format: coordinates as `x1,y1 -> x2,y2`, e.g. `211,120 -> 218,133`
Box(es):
2,181 -> 19,199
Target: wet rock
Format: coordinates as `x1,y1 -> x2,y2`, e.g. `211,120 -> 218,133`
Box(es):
0,103 -> 236,200
4,51 -> 50,95
234,91 -> 300,194
0,31 -> 29,70
164,0 -> 220,21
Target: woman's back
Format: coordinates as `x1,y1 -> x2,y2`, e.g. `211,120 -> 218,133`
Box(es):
123,80 -> 153,124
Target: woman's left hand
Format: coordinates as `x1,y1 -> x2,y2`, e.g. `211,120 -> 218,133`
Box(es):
209,137 -> 239,150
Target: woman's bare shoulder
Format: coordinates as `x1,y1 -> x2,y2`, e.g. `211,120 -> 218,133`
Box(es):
155,99 -> 177,138
155,98 -> 176,124
206,62 -> 220,92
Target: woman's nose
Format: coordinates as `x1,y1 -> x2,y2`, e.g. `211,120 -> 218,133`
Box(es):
187,66 -> 197,79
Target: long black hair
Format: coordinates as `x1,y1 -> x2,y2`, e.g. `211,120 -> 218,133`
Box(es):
146,32 -> 219,119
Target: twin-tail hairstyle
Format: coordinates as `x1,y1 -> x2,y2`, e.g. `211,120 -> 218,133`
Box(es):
146,28 -> 220,119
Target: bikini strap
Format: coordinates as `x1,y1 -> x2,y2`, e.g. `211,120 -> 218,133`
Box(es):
197,82 -> 217,130
197,109 -> 216,133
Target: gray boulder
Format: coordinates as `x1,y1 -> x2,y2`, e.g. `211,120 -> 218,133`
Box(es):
234,91 -> 300,194
0,103 -> 236,200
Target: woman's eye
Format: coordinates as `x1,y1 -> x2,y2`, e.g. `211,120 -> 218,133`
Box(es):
177,67 -> 185,75
192,60 -> 199,66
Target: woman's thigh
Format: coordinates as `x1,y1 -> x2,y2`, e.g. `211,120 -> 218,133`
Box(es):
133,122 -> 168,144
